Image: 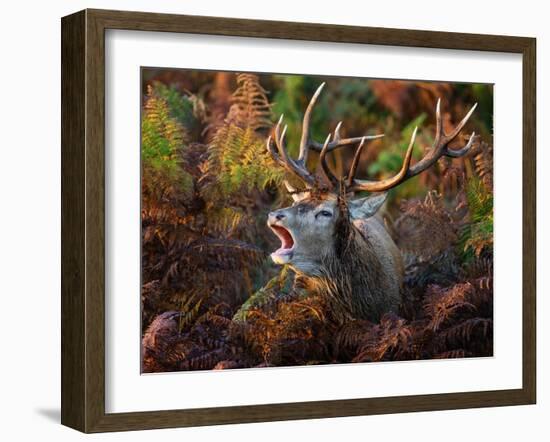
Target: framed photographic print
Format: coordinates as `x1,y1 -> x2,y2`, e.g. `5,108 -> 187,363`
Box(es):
61,9 -> 536,433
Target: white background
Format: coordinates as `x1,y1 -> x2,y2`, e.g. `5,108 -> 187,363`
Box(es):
0,0 -> 547,440
106,30 -> 523,413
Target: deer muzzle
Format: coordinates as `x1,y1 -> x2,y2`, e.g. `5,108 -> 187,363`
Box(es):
267,211 -> 295,265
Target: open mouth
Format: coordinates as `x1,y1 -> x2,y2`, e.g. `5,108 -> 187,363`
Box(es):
269,224 -> 295,264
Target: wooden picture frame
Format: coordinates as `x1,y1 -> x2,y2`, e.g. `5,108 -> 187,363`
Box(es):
61,8 -> 536,433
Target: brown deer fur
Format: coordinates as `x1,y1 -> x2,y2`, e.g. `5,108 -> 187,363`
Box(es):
268,193 -> 403,322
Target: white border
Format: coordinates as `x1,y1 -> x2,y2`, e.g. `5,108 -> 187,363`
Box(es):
105,29 -> 523,413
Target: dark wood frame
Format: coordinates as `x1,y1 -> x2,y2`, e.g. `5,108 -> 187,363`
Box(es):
61,8 -> 536,433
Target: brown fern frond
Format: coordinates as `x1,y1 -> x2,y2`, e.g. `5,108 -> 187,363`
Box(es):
434,349 -> 469,359
142,311 -> 192,372
472,141 -> 493,192
179,348 -> 227,371
204,312 -> 234,329
240,294 -> 336,366
213,360 -> 243,370
464,256 -> 493,279
396,191 -> 459,261
226,73 -> 272,130
142,311 -> 181,351
437,318 -> 493,348
333,320 -> 373,359
353,313 -> 412,362
423,283 -> 476,331
465,277 -> 493,312
440,165 -> 466,197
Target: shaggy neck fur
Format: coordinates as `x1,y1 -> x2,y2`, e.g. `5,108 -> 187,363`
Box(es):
302,199 -> 388,323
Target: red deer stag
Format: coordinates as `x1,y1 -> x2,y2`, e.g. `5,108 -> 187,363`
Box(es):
266,83 -> 477,322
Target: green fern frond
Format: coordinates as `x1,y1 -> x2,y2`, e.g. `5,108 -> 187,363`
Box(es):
204,74 -> 284,199
141,85 -> 194,196
150,81 -> 205,131
460,177 -> 493,259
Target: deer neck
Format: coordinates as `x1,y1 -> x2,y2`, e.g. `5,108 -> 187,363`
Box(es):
316,220 -> 386,322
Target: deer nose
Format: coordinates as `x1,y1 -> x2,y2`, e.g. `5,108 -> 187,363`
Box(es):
269,210 -> 286,223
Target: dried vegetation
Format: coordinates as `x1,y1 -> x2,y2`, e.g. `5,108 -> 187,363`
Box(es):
141,72 -> 493,372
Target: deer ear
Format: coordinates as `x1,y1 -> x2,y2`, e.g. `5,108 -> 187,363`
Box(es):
284,180 -> 309,202
349,192 -> 388,219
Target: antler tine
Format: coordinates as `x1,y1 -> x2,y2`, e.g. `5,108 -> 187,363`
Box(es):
309,133 -> 385,152
445,103 -> 478,142
333,121 -> 343,142
407,101 -> 478,176
297,82 -> 385,153
347,136 -> 367,187
434,98 -> 443,145
266,135 -> 276,157
348,100 -> 477,193
298,82 -> 326,164
318,133 -> 338,188
350,128 -> 416,193
266,115 -> 283,159
274,124 -> 294,169
283,180 -> 298,193
267,114 -> 317,186
445,131 -> 476,157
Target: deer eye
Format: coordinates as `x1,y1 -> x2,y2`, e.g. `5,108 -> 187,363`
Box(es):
316,210 -> 332,218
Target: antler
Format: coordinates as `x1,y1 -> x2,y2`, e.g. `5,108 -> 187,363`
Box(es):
267,84 -> 477,194
298,83 -> 385,155
347,99 -> 478,193
267,82 -> 384,188
267,115 -> 317,186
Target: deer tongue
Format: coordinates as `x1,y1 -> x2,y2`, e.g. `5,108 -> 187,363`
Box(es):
270,225 -> 294,264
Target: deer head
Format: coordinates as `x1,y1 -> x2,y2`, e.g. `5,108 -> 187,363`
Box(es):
267,82 -> 477,277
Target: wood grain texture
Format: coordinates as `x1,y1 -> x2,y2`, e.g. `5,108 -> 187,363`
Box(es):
60,8 -> 537,433
85,9 -> 107,432
522,38 -> 537,403
61,10 -> 86,431
89,8 -> 532,53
